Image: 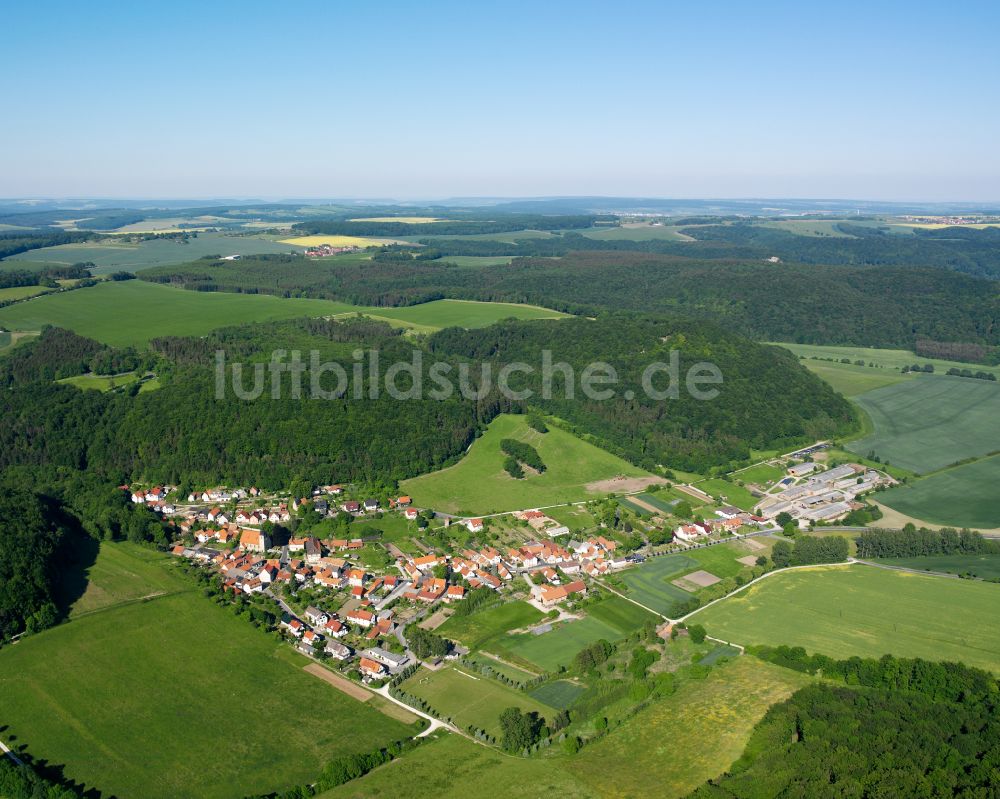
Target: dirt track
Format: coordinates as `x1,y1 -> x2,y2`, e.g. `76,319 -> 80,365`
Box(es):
304,663 -> 372,701
586,475 -> 667,493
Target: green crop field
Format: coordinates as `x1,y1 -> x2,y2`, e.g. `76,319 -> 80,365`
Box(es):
570,657 -> 812,798
877,453 -> 1000,529
0,280 -> 362,347
0,556 -> 413,799
769,342 -> 1000,380
618,554 -> 699,615
542,503 -> 598,532
696,564 -> 1000,672
318,732 -> 600,799
847,376 -> 1000,473
0,284 -> 53,302
495,598 -> 656,672
801,359 -> 914,396
619,496 -> 652,516
874,553 -> 1000,579
530,679 -> 587,709
436,255 -> 515,267
686,544 -> 754,579
5,231 -> 305,274
580,224 -> 689,241
436,600 -> 545,650
401,414 -> 652,515
694,478 -> 761,511
732,462 -> 785,485
400,666 -> 553,736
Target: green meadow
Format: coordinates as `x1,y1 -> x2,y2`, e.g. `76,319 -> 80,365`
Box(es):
618,554 -> 700,615
696,564 -> 1000,673
874,553 -> 1000,579
801,358 -> 914,396
436,600 -> 545,650
357,298 -> 568,331
847,376 -> 1000,473
401,414 -> 651,515
770,342 -> 1000,380
0,545 -> 413,799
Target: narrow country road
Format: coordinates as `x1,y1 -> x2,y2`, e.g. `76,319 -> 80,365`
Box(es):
372,684 -> 455,738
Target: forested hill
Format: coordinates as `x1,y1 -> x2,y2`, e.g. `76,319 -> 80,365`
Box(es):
0,315 -> 854,486
427,316 -> 855,471
141,251 -> 1000,349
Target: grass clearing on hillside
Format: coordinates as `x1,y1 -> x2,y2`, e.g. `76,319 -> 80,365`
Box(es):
877,454 -> 1000,529
571,657 -> 812,798
0,285 -> 52,301
401,414 -> 651,515
618,554 -> 699,615
360,298 -> 568,329
436,600 -> 544,650
400,667 -> 553,736
58,371 -> 143,392
436,255 -> 515,267
847,376 -> 1000,473
68,542 -> 189,617
0,591 -> 412,799
696,564 -> 1000,672
0,280 -> 360,346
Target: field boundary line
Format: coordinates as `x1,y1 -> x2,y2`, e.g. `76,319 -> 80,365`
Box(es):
70,588 -> 190,620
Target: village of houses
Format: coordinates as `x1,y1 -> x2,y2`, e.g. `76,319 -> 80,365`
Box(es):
126,451 -> 891,684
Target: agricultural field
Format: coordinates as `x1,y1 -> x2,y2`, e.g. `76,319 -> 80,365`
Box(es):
685,543 -> 757,579
617,554 -> 700,615
800,359 -> 914,396
759,219 -> 854,237
873,553 -> 1000,579
579,223 -> 689,241
0,280 -> 362,347
529,679 -> 587,709
0,578 -> 413,799
770,342 -> 1000,380
694,478 -> 761,511
280,234 -> 402,248
401,414 -> 653,515
877,454 -> 1000,530
0,284 -> 53,302
569,657 -> 812,798
436,600 -> 545,650
495,597 -> 658,672
5,231 -> 305,274
318,732 -> 599,799
436,255 -> 515,267
847,376 -> 1000,473
542,503 -> 598,533
400,666 -> 553,736
696,564 -> 1000,673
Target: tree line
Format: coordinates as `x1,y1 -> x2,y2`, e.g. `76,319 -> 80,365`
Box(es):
856,526 -> 1000,559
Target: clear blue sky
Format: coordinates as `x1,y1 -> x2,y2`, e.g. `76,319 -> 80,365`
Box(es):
2,0 -> 998,200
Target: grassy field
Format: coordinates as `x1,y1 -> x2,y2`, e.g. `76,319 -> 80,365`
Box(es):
5,232 -> 305,274
0,280 -> 362,347
686,544 -> 755,579
732,462 -> 785,485
58,371 -> 142,391
350,216 -> 447,223
529,680 -> 587,709
401,414 -> 652,515
542,503 -> 598,532
0,571 -> 413,798
318,732 -> 599,799
874,553 -> 1000,579
281,234 -> 402,248
496,598 -> 658,672
696,564 -> 1000,672
68,542 -> 190,617
401,666 -> 553,736
580,224 -> 689,241
359,299 -> 568,330
847,376 -> 1000,473
801,359 -> 914,396
694,478 -> 761,511
437,255 -> 515,267
436,600 -> 545,649
618,554 -> 699,615
770,342 -> 1000,380
877,453 -> 1000,529
570,657 -> 812,798
0,284 -> 53,302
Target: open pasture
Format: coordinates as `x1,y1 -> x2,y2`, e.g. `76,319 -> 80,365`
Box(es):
436,600 -> 544,650
801,358 -> 914,395
847,376 -> 1000,473
618,554 -> 699,615
401,414 -> 651,515
874,553 -> 1000,579
696,564 -> 1000,673
281,234 -> 402,248
770,342 -> 1000,380
359,298 -> 568,330
0,585 -> 412,799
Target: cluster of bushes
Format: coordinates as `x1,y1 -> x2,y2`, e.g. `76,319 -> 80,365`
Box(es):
901,363 -> 935,373
771,535 -> 849,568
856,525 -> 999,559
945,366 -> 997,380
406,626 -> 452,659
501,438 -> 546,478
448,585 -> 504,617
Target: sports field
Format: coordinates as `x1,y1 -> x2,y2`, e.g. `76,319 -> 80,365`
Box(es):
530,679 -> 587,709
436,600 -> 544,649
618,554 -> 699,615
400,666 -> 553,736
401,414 -> 652,515
877,454 -> 1000,529
0,552 -> 412,799
0,280 -> 361,347
847,376 -> 1000,473
733,462 -> 785,485
6,232 -> 305,274
695,564 -> 1000,673
495,598 -> 658,671
874,553 -> 1000,579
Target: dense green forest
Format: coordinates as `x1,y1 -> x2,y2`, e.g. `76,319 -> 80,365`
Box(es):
291,213 -> 602,237
140,250 -> 1000,348
0,230 -> 93,260
693,649 -> 1000,797
856,526 -> 1000,559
